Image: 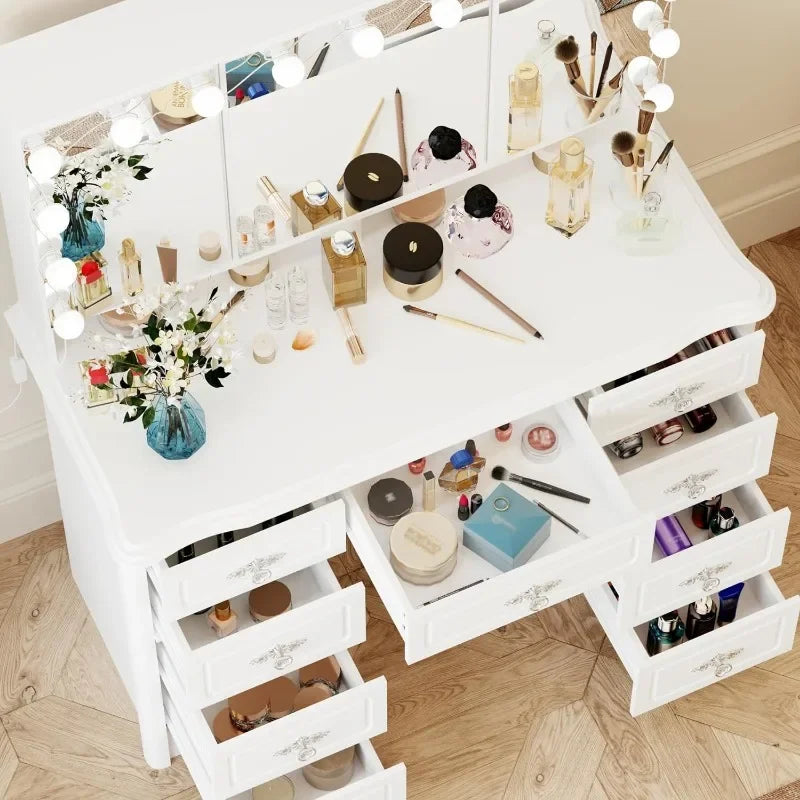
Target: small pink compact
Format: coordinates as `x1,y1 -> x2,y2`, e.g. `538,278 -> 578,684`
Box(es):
521,423 -> 560,462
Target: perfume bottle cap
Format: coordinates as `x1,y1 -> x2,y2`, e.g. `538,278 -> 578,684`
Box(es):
514,62 -> 540,97
214,600 -> 232,620
464,184 -> 498,218
538,19 -> 555,38
559,137 -> 585,172
657,610 -> 680,633
303,180 -> 329,207
715,506 -> 738,531
693,596 -> 714,615
331,230 -> 356,257
428,125 -> 463,161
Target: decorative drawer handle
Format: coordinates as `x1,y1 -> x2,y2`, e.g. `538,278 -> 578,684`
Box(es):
227,553 -> 287,585
679,561 -> 733,593
275,731 -> 330,762
649,382 -> 706,413
692,648 -> 743,678
664,470 -> 719,500
250,638 -> 308,670
505,579 -> 563,613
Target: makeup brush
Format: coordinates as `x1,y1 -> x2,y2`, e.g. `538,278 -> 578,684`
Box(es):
403,305 -> 525,344
586,59 -> 627,124
643,139 -> 674,192
491,465 -> 591,504
636,148 -> 645,198
308,42 -> 330,78
589,31 -> 597,96
395,88 -> 409,182
611,130 -> 637,197
336,97 -> 384,191
595,42 -> 613,98
635,99 -> 656,160
555,36 -> 588,99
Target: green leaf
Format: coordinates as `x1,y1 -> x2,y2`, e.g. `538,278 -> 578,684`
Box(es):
127,154 -> 144,167
195,321 -> 212,334
209,286 -> 219,302
142,405 -> 156,429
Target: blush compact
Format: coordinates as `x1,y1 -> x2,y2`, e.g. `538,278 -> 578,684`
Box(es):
367,477 -> 413,526
521,422 -> 561,462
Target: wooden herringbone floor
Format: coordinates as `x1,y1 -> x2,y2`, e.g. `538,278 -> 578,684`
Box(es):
0,231 -> 799,799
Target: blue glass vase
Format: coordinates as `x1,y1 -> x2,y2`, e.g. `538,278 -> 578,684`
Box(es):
146,392 -> 206,460
61,202 -> 106,261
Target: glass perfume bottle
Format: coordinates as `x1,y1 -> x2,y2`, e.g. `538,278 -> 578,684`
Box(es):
321,230 -> 367,308
236,215 -> 255,258
76,259 -> 112,309
507,62 -> 543,153
545,137 -> 593,238
118,238 -> 143,296
410,125 -> 478,187
265,272 -> 287,330
254,205 -> 276,249
445,184 -> 513,259
685,596 -> 717,639
709,507 -> 739,537
438,441 -> 486,493
291,180 -> 342,236
287,264 -> 310,324
646,610 -> 684,655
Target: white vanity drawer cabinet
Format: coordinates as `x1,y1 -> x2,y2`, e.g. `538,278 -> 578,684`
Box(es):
587,574 -> 800,716
152,561 -> 366,707
615,482 -> 790,626
612,392 -> 776,519
161,646 -> 388,798
584,330 -> 765,446
148,499 -> 346,619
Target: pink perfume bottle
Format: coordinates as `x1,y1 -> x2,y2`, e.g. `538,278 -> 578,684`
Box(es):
410,125 -> 477,187
445,184 -> 513,259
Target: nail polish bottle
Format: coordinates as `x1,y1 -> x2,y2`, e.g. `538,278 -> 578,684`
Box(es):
408,458 -> 427,475
207,600 -> 238,638
646,610 -> 684,655
685,596 -> 717,639
650,417 -> 684,446
610,432 -> 643,459
495,423 -> 513,442
709,507 -> 739,538
458,494 -> 470,521
717,583 -> 745,625
691,495 -> 722,529
470,493 -> 483,515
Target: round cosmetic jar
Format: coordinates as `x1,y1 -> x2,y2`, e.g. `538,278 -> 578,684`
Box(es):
292,682 -> 335,711
392,189 -> 447,225
249,581 -> 292,622
228,683 -> 271,732
263,676 -> 299,720
299,656 -> 342,690
521,423 -> 560,462
302,746 -> 356,792
367,477 -> 413,526
390,511 -> 458,586
252,776 -> 295,800
212,708 -> 242,742
229,257 -> 269,287
382,222 -> 444,301
610,432 -> 644,459
343,152 -> 403,216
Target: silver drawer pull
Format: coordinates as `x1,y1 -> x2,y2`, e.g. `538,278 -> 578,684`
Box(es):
505,580 -> 562,612
227,553 -> 287,585
275,731 -> 330,762
664,469 -> 719,500
250,638 -> 308,670
649,382 -> 706,413
692,648 -> 743,678
679,562 -> 733,593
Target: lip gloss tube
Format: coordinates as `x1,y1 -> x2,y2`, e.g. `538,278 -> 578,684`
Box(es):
654,515 -> 693,557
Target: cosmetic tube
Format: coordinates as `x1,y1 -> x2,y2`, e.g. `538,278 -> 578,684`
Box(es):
717,583 -> 745,626
654,515 -> 692,557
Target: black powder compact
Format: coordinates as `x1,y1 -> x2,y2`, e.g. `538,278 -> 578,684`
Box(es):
382,221 -> 444,301
343,152 -> 404,216
367,477 -> 413,526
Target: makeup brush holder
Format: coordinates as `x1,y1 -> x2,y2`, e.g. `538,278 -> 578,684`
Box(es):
565,58 -> 623,129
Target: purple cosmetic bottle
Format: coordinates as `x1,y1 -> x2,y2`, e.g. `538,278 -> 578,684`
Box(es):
654,515 -> 693,557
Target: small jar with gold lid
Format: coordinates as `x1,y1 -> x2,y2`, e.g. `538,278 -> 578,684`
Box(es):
291,181 -> 342,236
342,153 -> 403,217
321,230 -> 367,308
382,222 -> 443,301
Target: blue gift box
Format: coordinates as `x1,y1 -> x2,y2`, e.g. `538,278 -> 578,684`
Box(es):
463,483 -> 551,572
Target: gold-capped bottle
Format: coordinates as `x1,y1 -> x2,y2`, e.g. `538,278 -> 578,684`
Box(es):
545,137 -> 593,237
507,62 -> 542,153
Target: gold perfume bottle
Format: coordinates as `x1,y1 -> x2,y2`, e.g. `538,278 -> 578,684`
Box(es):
507,62 -> 542,153
545,137 -> 593,238
321,230 -> 367,308
291,180 -> 342,236
76,258 -> 112,309
438,441 -> 486,493
119,238 -> 143,296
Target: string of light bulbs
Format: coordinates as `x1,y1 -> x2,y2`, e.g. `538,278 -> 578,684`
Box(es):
628,0 -> 679,112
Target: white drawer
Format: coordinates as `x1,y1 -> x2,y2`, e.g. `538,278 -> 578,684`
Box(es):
612,392 -> 776,518
152,561 -> 366,707
149,499 -> 346,619
587,573 -> 800,716
160,645 -> 387,798
583,330 -> 764,446
344,399 -> 650,663
615,482 -> 790,626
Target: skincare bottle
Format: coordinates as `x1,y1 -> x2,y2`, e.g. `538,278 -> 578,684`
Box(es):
321,230 -> 367,309
717,582 -> 745,626
254,205 -> 276,248
507,62 -> 543,152
291,180 -> 342,235
287,264 -> 310,324
686,595 -> 717,639
76,259 -> 112,309
654,514 -> 692,557
118,238 -> 143,296
709,507 -> 739,538
610,432 -> 644,459
236,215 -> 256,258
691,494 -> 722,529
445,184 -> 514,259
545,137 -> 593,237
646,610 -> 684,655
207,600 -> 238,638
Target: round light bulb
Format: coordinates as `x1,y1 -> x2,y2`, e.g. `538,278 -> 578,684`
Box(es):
642,71 -> 659,91
632,1 -> 663,31
28,145 -> 62,181
53,308 -> 85,340
192,85 -> 226,117
628,55 -> 659,87
34,201 -> 69,237
272,53 -> 305,87
44,256 -> 77,291
645,82 -> 674,112
110,114 -> 144,148
650,27 -> 680,58
350,24 -> 384,58
430,0 -> 463,28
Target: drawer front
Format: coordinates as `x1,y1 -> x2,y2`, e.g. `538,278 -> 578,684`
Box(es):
330,764 -> 407,800
617,508 -> 790,626
405,519 -> 649,663
630,596 -> 800,715
587,331 -> 764,445
149,499 -> 346,619
158,583 -> 367,707
621,414 -> 777,518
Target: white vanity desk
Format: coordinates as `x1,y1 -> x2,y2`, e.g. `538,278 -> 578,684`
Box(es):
2,0 -> 796,797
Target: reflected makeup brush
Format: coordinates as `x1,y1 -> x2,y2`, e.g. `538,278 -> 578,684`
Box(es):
611,130 -> 637,197
586,60 -> 628,124
555,36 -> 588,99
643,139 -> 674,192
589,31 -> 598,95
636,99 -> 657,160
595,42 -> 613,98
636,148 -> 645,198
491,465 -> 591,504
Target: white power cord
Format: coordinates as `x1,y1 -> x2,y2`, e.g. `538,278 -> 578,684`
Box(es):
0,340 -> 25,416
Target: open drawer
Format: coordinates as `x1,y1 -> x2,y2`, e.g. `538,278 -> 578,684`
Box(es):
344,399 -> 650,663
609,391 -> 776,519
160,645 -> 387,798
615,481 -> 790,626
587,573 -> 800,716
581,329 -> 764,446
152,560 -> 366,707
149,499 -> 346,619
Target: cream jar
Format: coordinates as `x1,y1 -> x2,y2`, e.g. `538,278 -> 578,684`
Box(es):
212,708 -> 242,742
252,776 -> 295,800
390,511 -> 458,585
299,656 -> 342,691
264,676 -> 299,720
228,683 -> 270,732
382,222 -> 444,302
343,153 -> 403,217
249,580 -> 292,622
302,746 -> 356,791
292,682 -> 335,712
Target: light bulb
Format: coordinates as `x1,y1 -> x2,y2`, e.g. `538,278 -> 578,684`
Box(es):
350,24 -> 384,58
645,82 -> 674,112
632,1 -> 663,31
650,27 -> 680,58
628,55 -> 659,87
272,53 -> 305,87
192,85 -> 226,117
44,256 -> 77,291
53,308 -> 85,340
28,145 -> 62,181
34,200 -> 69,237
642,71 -> 659,91
110,114 -> 144,148
430,0 -> 463,28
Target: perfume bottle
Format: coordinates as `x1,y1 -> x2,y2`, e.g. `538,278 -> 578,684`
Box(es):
80,359 -> 116,408
646,610 -> 684,655
254,205 -> 276,249
207,600 -> 238,638
288,265 -> 310,324
76,259 -> 112,309
410,125 -> 477,187
445,184 -> 514,259
507,62 -> 543,153
118,238 -> 143,296
545,137 -> 593,237
685,596 -> 717,639
709,507 -> 739,537
265,272 -> 287,330
321,230 -> 367,309
438,443 -> 486,493
236,215 -> 255,258
691,494 -> 722,529
291,180 -> 342,236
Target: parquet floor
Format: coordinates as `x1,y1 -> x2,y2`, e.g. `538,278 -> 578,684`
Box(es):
0,232 -> 799,799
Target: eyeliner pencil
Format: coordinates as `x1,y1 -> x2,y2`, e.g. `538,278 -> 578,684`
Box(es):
642,139 -> 674,192
308,42 -> 329,78
395,88 -> 409,182
595,42 -> 613,97
536,500 -> 587,539
336,97 -> 384,191
403,304 -> 525,344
